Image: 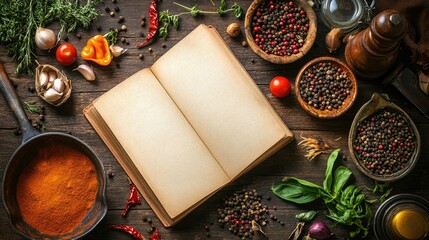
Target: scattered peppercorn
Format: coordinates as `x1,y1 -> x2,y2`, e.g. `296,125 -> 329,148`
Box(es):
96,25 -> 102,31
112,0 -> 117,3
76,33 -> 82,39
121,25 -> 127,31
115,6 -> 120,12
108,171 -> 115,178
141,21 -> 146,27
120,37 -> 126,43
353,109 -> 416,175
64,36 -> 69,42
250,59 -> 255,63
116,63 -> 121,69
105,7 -> 110,12
13,127 -> 22,136
141,16 -> 146,21
28,86 -> 35,93
242,41 -> 248,47
161,43 -> 166,48
38,114 -> 45,121
148,48 -> 153,52
118,16 -> 125,23
11,80 -> 18,89
299,62 -> 352,111
217,189 -> 268,239
251,0 -> 309,56
139,53 -> 144,60
110,11 -> 115,17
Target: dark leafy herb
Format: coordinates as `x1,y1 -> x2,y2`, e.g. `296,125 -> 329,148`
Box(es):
295,211 -> 317,222
272,149 -> 375,238
366,181 -> 393,203
158,1 -> 243,39
0,0 -> 99,75
104,30 -> 118,46
23,101 -> 43,114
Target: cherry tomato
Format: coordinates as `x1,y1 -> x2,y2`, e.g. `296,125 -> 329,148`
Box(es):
56,43 -> 77,66
270,76 -> 291,98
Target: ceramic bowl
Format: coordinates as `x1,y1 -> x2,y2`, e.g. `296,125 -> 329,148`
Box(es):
348,93 -> 421,182
295,56 -> 358,118
244,0 -> 317,64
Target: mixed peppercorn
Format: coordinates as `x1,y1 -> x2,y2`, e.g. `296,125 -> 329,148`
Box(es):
251,0 -> 309,56
353,109 -> 416,175
299,62 -> 352,111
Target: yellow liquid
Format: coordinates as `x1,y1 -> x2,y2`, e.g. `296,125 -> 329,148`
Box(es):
392,209 -> 429,240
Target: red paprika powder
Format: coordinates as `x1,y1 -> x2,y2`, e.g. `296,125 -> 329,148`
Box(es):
16,144 -> 98,235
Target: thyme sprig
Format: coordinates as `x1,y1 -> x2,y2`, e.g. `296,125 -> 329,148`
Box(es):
158,0 -> 243,39
23,101 -> 44,114
0,0 -> 99,75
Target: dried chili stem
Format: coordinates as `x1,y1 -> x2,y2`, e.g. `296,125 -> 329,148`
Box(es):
298,133 -> 330,160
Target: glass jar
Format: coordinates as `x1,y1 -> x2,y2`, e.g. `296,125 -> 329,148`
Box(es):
374,194 -> 429,240
319,0 -> 374,33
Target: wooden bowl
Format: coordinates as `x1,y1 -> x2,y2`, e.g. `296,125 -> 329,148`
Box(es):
295,56 -> 358,118
348,93 -> 421,182
244,0 -> 317,64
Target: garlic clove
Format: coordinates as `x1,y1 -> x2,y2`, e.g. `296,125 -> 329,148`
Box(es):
39,71 -> 49,88
325,28 -> 344,53
73,64 -> 96,81
53,78 -> 65,93
44,88 -> 63,103
419,71 -> 429,95
48,71 -> 57,82
110,45 -> 128,57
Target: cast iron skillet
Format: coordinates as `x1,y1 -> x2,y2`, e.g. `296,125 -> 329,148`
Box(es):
0,62 -> 107,240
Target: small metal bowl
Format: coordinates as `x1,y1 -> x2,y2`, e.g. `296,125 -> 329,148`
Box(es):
244,0 -> 317,64
348,93 -> 421,182
295,56 -> 358,118
3,133 -> 107,239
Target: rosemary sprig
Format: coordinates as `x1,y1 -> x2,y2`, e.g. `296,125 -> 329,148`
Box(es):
158,0 -> 243,39
104,30 -> 119,46
0,0 -> 99,75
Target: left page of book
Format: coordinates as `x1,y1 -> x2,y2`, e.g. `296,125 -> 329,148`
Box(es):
92,68 -> 230,219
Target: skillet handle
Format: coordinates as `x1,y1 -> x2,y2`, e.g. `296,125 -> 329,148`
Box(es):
0,63 -> 39,143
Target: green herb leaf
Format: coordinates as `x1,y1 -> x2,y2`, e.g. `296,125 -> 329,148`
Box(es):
380,188 -> 392,202
104,30 -> 118,46
323,149 -> 340,192
190,5 -> 200,17
23,101 -> 43,114
295,211 -> 317,222
272,177 -> 322,204
231,3 -> 243,18
216,0 -> 228,16
332,166 -> 352,197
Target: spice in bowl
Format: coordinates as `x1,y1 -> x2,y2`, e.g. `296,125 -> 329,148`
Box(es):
352,109 -> 417,176
16,144 -> 98,235
251,0 -> 309,56
295,57 -> 357,118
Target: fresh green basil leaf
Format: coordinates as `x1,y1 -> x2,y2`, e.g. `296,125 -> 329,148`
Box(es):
272,177 -> 321,204
295,210 -> 317,222
332,166 -> 352,197
323,149 -> 340,192
380,188 -> 393,202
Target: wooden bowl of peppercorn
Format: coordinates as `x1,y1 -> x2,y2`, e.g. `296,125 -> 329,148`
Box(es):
295,56 -> 358,119
348,93 -> 421,182
244,0 -> 317,64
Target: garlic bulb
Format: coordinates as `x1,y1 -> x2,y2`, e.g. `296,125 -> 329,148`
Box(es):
73,64 -> 96,81
53,78 -> 65,93
419,71 -> 429,95
35,27 -> 57,50
35,64 -> 72,107
110,45 -> 128,57
44,88 -> 63,102
325,28 -> 343,53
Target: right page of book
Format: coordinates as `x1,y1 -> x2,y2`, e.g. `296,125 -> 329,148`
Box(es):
152,25 -> 292,179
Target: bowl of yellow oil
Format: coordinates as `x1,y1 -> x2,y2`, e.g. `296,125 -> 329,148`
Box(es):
374,194 -> 429,240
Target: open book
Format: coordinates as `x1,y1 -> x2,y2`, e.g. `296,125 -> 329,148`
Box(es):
84,25 -> 293,227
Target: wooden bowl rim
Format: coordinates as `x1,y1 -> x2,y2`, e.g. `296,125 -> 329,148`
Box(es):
347,93 -> 421,182
244,0 -> 317,64
294,56 -> 358,119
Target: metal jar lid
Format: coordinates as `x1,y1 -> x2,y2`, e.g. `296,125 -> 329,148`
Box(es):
374,194 -> 429,240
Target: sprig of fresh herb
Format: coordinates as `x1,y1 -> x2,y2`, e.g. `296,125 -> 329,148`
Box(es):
23,101 -> 44,114
272,149 -> 375,238
366,181 -> 393,203
158,0 -> 243,39
104,30 -> 119,46
0,0 -> 99,75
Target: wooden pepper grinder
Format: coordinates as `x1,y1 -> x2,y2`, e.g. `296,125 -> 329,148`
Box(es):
345,9 -> 407,79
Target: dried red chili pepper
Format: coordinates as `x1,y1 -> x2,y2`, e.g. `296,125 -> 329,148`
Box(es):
137,0 -> 159,48
149,228 -> 162,240
121,181 -> 142,217
110,224 -> 146,240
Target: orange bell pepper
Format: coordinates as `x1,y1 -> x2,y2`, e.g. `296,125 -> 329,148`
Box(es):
81,35 -> 112,66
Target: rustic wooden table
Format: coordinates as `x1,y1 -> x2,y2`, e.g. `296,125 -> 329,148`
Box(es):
1,1 -> 428,239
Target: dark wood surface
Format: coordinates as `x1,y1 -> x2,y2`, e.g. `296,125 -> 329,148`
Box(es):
1,1 -> 428,239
